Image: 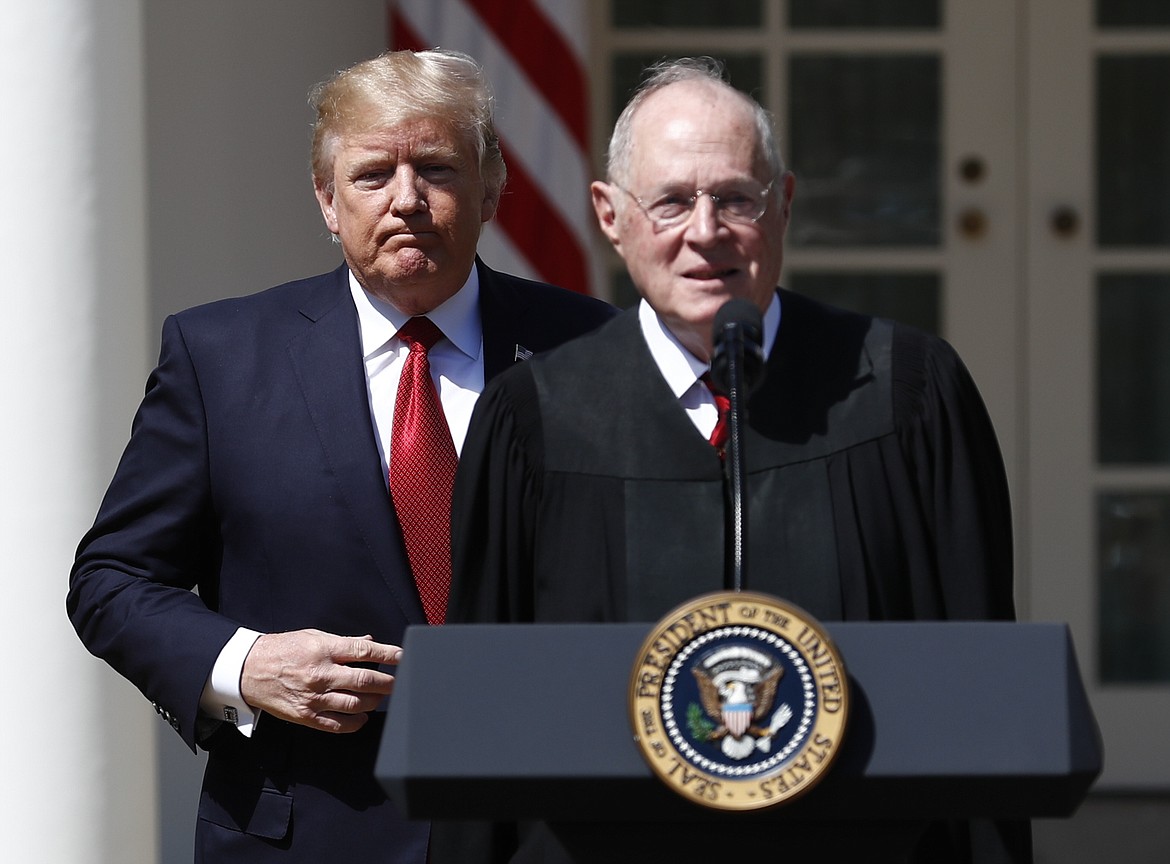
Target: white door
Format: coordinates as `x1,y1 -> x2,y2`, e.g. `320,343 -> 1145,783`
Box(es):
1027,0 -> 1170,788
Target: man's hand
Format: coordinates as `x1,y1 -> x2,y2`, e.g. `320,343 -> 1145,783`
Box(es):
240,630 -> 402,733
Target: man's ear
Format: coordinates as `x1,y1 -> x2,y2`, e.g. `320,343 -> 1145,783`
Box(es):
778,170 -> 796,224
480,181 -> 501,223
591,181 -> 623,254
313,179 -> 340,235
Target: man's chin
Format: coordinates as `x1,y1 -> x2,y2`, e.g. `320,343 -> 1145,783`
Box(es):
383,246 -> 441,276
355,260 -> 469,313
685,283 -> 747,315
686,278 -> 774,315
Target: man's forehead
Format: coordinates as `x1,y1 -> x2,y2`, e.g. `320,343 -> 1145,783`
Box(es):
636,78 -> 751,124
635,82 -> 759,138
337,119 -> 469,157
627,117 -> 765,185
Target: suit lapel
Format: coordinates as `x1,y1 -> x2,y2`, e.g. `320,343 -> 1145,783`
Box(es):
477,259 -> 528,382
285,267 -> 426,623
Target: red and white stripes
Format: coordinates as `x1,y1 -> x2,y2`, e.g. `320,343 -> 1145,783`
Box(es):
390,0 -> 595,296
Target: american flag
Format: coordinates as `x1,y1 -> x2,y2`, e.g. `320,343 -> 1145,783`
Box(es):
389,0 -> 594,296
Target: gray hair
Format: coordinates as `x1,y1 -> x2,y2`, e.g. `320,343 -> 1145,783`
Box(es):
605,57 -> 784,185
309,48 -> 506,198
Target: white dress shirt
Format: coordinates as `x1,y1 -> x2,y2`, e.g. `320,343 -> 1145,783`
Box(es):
199,268 -> 485,734
638,292 -> 781,438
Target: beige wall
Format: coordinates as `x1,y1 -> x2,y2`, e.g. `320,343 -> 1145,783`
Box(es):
144,0 -> 388,333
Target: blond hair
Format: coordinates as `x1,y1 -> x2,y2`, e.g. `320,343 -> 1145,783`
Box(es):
309,48 -> 506,197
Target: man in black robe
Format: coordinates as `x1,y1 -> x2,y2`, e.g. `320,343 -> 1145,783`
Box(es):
446,57 -> 1029,863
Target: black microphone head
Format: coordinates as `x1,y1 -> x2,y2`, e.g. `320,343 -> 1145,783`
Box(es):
710,298 -> 766,394
713,298 -> 764,344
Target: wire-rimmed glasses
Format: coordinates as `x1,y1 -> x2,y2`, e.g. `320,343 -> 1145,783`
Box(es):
616,179 -> 775,230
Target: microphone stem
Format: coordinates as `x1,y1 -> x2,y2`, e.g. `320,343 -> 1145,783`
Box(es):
724,327 -> 749,593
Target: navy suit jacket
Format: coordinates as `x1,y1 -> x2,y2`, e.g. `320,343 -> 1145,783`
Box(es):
68,259 -> 616,862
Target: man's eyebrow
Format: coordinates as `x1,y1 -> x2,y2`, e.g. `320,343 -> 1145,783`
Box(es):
343,143 -> 466,177
343,148 -> 395,173
411,144 -> 465,164
349,154 -> 392,170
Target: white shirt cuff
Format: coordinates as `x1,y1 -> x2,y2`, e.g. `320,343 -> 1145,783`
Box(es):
199,627 -> 262,737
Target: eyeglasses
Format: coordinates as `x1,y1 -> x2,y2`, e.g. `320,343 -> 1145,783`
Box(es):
617,179 -> 775,230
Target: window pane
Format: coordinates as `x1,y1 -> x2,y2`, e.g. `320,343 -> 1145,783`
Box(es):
611,53 -> 764,128
788,272 -> 940,334
614,0 -> 762,28
1097,274 -> 1170,463
1097,0 -> 1170,27
789,0 -> 940,29
1096,55 -> 1170,247
1098,492 -> 1170,683
788,55 -> 940,247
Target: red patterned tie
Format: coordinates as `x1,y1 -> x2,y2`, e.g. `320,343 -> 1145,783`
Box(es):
702,373 -> 731,454
390,317 -> 457,625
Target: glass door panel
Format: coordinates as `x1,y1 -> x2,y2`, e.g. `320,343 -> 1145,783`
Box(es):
1096,55 -> 1170,246
1098,492 -> 1170,682
1097,274 -> 1170,464
1097,0 -> 1170,27
612,1 -> 763,29
1092,35 -> 1170,696
788,0 -> 940,29
783,12 -> 944,335
788,271 -> 940,334
787,54 -> 941,249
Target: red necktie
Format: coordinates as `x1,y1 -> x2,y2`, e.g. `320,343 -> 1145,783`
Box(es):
390,317 -> 457,625
702,373 -> 731,454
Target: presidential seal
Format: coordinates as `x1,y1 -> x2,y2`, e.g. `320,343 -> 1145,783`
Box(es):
629,591 -> 848,810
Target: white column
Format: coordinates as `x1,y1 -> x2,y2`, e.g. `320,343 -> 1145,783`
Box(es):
0,1 -> 156,862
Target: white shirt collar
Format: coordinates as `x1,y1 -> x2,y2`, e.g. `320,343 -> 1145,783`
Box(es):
348,266 -> 482,361
638,292 -> 781,395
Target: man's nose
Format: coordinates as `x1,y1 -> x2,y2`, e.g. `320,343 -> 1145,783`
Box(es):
684,194 -> 722,242
389,169 -> 426,214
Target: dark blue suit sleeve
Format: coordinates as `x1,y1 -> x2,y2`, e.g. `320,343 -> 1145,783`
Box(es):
68,314 -> 241,751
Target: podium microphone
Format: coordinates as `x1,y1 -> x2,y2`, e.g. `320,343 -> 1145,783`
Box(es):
709,298 -> 766,593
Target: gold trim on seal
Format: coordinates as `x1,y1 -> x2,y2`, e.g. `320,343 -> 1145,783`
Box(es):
629,591 -> 849,811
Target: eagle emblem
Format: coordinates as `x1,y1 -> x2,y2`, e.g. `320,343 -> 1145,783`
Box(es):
630,591 -> 849,810
692,645 -> 794,760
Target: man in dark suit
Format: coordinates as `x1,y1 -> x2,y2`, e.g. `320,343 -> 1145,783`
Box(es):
67,49 -> 614,863
447,58 -> 1030,862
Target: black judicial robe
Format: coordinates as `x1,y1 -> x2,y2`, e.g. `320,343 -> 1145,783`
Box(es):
443,290 -> 1030,864
450,288 -> 1015,627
